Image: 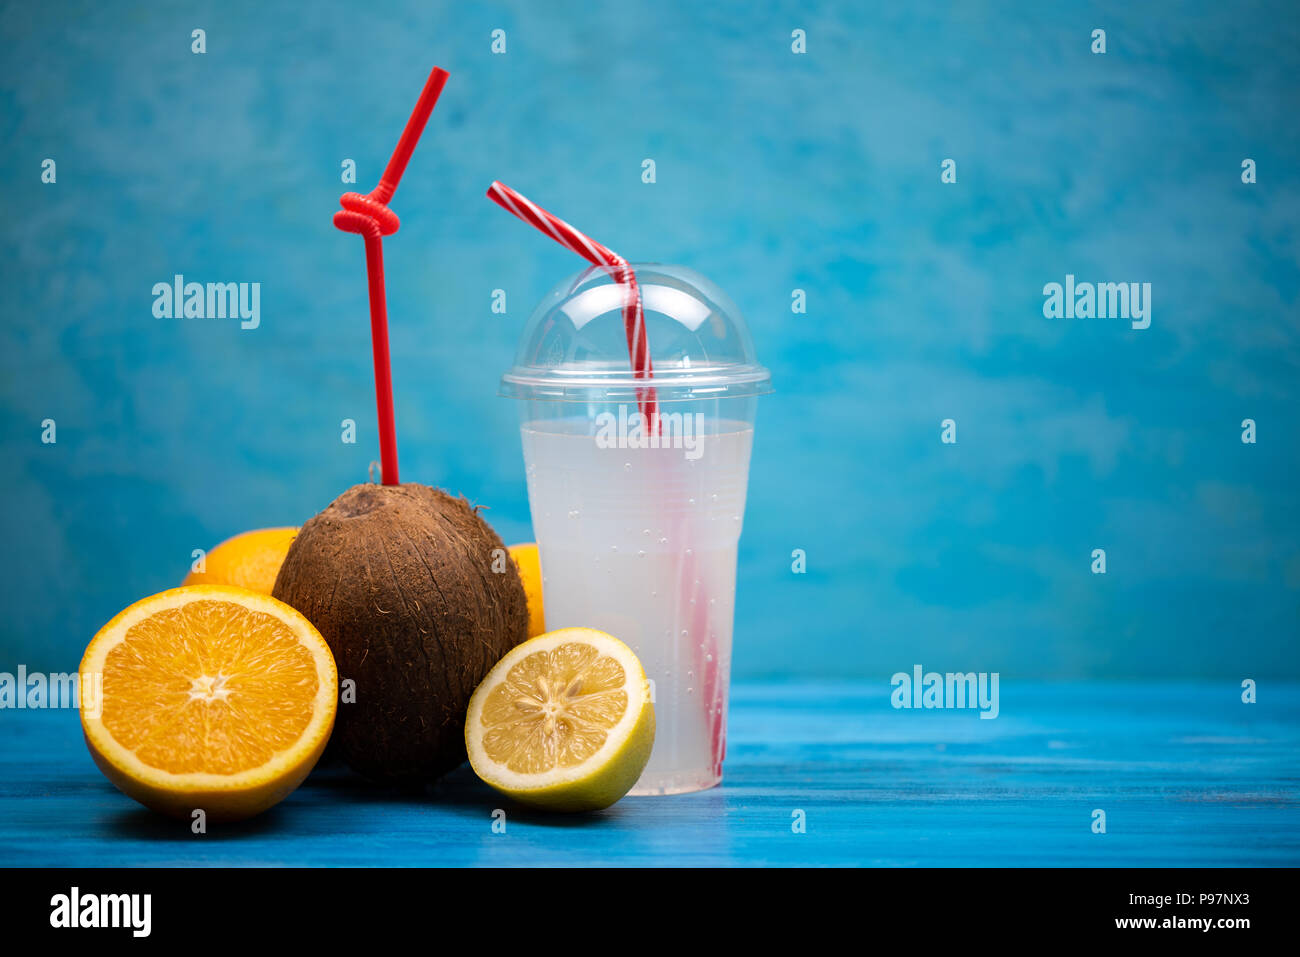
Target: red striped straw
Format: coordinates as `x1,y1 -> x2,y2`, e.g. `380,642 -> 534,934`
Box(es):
486,181 -> 657,420
334,66 -> 451,485
488,182 -> 726,774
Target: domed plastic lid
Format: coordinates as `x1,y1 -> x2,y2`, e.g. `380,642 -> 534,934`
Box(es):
501,263 -> 772,402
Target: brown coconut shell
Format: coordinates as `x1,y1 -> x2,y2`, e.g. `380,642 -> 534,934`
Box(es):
272,483 -> 528,784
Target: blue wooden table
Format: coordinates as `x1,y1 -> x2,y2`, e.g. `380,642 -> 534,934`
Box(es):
2,682 -> 1297,867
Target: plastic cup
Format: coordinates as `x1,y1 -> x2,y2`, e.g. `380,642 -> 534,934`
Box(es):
502,263 -> 771,795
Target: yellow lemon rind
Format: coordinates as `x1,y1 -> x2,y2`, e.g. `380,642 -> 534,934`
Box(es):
465,628 -> 655,812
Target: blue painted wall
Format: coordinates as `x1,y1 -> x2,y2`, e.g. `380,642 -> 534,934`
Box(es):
1,1 -> 1296,678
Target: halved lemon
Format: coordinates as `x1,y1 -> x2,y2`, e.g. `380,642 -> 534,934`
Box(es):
465,628 -> 655,812
79,585 -> 337,822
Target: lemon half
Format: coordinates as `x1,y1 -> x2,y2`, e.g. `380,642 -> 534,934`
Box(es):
465,628 -> 654,812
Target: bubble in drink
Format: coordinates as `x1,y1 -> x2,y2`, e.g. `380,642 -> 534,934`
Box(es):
501,262 -> 769,794
519,421 -> 752,794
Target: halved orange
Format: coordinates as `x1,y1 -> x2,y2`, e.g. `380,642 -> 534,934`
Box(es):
79,585 -> 337,822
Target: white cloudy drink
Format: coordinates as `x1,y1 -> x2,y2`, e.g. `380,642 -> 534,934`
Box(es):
521,418 -> 754,794
501,263 -> 771,795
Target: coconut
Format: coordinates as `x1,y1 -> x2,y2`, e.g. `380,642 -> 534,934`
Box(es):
272,483 -> 528,784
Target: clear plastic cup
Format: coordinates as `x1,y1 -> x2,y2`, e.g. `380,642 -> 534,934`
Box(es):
501,263 -> 771,794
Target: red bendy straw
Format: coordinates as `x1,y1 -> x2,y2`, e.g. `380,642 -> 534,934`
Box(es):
486,181 -> 658,421
334,66 -> 450,485
487,182 -> 733,773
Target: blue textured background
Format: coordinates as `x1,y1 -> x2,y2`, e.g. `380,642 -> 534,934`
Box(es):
1,0 -> 1297,679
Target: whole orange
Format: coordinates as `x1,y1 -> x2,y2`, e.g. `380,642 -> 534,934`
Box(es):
183,527 -> 298,595
508,542 -> 545,638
